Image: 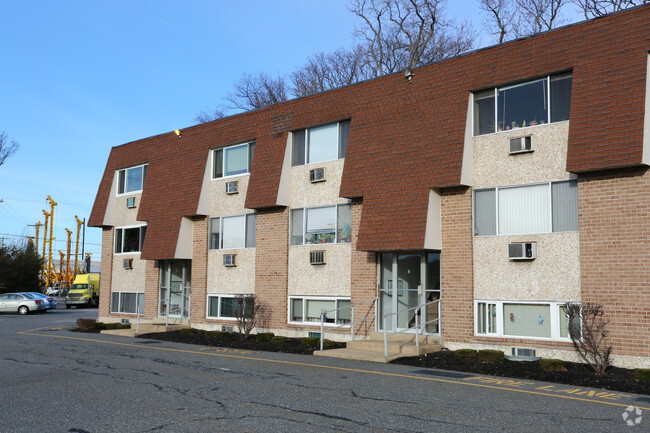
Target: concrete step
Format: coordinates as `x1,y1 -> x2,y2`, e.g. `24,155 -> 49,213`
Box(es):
313,348 -> 403,363
315,333 -> 443,363
368,332 -> 443,345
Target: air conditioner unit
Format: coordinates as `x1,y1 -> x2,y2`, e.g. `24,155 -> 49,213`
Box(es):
310,250 -> 325,265
223,254 -> 236,267
222,325 -> 234,333
126,197 -> 136,208
123,258 -> 133,269
505,347 -> 541,361
507,242 -> 537,260
509,136 -> 533,154
309,168 -> 325,183
226,181 -> 238,194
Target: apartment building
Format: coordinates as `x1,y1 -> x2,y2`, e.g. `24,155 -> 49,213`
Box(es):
89,6 -> 650,368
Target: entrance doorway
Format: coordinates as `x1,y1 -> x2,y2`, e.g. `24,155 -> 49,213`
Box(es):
378,252 -> 440,333
159,261 -> 191,319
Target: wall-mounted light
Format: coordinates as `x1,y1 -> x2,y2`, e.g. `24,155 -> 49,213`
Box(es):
404,67 -> 414,83
175,129 -> 183,139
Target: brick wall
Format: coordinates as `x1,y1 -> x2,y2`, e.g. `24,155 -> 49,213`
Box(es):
440,187 -> 474,343
254,207 -> 289,330
98,228 -> 113,318
350,200 -> 377,336
578,168 -> 650,358
143,259 -> 159,318
190,216 -> 208,324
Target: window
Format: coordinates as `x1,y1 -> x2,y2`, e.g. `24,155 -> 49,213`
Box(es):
290,204 -> 351,245
476,300 -> 575,340
110,292 -> 144,314
117,164 -> 147,195
473,73 -> 572,136
207,295 -> 254,319
474,180 -> 578,236
289,297 -> 351,325
292,120 -> 350,166
114,226 -> 147,253
212,141 -> 255,178
209,214 -> 256,249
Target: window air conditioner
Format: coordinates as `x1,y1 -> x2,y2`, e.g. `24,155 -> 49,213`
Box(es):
223,254 -> 236,267
507,242 -> 537,260
126,197 -> 136,208
309,168 -> 325,183
509,136 -> 533,154
310,250 -> 325,265
123,258 -> 133,269
222,325 -> 234,332
226,181 -> 238,194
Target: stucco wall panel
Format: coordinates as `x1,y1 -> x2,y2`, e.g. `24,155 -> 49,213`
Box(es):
209,175 -> 253,217
288,244 -> 351,297
111,254 -> 147,292
473,233 -> 581,301
290,159 -> 348,208
113,195 -> 145,227
207,248 -> 256,294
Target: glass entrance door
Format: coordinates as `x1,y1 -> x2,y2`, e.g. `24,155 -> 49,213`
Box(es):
159,261 -> 191,319
379,252 -> 440,333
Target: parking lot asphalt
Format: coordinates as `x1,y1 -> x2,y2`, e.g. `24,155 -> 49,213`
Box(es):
1,308 -> 648,432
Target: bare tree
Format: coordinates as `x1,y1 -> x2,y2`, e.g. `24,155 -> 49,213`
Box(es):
234,294 -> 262,340
515,0 -> 567,35
564,302 -> 613,374
479,0 -> 518,44
349,0 -> 475,75
225,72 -> 289,112
194,107 -> 226,124
0,131 -> 19,167
291,45 -> 373,98
571,0 -> 647,19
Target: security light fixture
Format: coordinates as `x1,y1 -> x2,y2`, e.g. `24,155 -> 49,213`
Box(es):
175,129 -> 182,139
404,67 -> 414,83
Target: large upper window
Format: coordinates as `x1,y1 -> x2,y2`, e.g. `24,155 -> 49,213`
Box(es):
290,204 -> 351,245
209,214 -> 256,249
474,180 -> 578,236
212,141 -> 255,179
474,73 -> 572,136
115,226 -> 147,253
117,164 -> 147,195
292,120 -> 350,166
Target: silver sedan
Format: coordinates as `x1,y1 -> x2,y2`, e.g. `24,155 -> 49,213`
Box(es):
0,293 -> 48,315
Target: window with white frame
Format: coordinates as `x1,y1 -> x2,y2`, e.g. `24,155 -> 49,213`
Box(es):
476,300 -> 578,340
292,120 -> 350,166
209,214 -> 256,249
289,297 -> 351,325
212,141 -> 255,179
117,164 -> 147,195
207,294 -> 254,319
290,204 -> 351,245
110,292 -> 144,314
473,73 -> 572,136
114,226 -> 147,253
474,179 -> 578,236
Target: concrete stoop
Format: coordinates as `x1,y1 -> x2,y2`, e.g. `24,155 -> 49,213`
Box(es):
314,332 -> 443,363
100,322 -> 187,338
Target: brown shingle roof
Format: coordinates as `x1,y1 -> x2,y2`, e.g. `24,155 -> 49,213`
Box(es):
89,6 -> 650,257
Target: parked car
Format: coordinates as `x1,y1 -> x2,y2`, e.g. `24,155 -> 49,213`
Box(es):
20,292 -> 57,311
45,287 -> 60,296
0,293 -> 47,315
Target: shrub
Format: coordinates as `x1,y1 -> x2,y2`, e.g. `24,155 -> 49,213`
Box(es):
540,359 -> 565,371
323,339 -> 336,349
634,369 -> 650,381
103,322 -> 131,330
181,328 -> 195,335
301,337 -> 320,348
454,349 -> 478,359
206,331 -> 230,340
271,336 -> 287,343
478,349 -> 504,363
564,302 -> 612,374
76,318 -> 96,331
256,332 -> 275,342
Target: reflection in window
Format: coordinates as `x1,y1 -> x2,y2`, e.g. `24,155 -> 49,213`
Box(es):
213,141 -> 255,178
292,120 -> 350,166
290,204 -> 352,245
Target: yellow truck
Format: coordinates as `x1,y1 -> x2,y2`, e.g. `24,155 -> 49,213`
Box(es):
65,273 -> 100,309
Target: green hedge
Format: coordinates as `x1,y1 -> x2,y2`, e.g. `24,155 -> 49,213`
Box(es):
301,337 -> 320,347
454,349 -> 478,359
77,319 -> 131,331
256,332 -> 275,342
271,336 -> 287,343
540,359 -> 565,371
478,349 -> 504,363
634,368 -> 650,381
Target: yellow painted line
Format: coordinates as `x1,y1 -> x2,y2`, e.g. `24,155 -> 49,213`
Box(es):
18,326 -> 650,411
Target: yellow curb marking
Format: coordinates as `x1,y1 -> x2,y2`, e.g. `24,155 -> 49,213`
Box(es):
18,326 -> 650,411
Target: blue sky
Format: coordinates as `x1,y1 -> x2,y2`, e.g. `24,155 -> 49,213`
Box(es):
0,0 -> 582,266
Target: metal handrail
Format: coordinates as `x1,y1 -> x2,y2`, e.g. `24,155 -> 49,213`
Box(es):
319,297 -> 378,351
383,299 -> 440,358
135,293 -> 191,333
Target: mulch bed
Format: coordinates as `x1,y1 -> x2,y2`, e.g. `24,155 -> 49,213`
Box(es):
74,326 -> 649,395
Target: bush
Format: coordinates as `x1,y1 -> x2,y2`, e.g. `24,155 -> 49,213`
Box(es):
256,332 -> 275,342
205,331 -> 230,340
76,318 -> 96,331
181,328 -> 195,335
540,359 -> 565,371
454,349 -> 478,359
634,368 -> 650,381
103,322 -> 131,330
323,339 -> 336,349
271,336 -> 287,343
478,349 -> 504,363
301,337 -> 320,348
